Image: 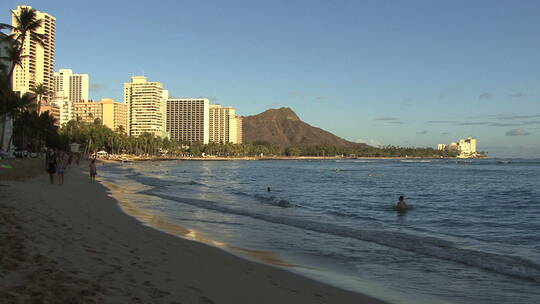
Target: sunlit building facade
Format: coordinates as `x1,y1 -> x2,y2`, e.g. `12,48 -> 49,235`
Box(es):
124,76 -> 167,137
11,5 -> 56,97
52,69 -> 89,125
73,99 -> 127,132
208,105 -> 242,144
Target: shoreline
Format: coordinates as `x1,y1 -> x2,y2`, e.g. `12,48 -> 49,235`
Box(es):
102,154 -> 473,163
0,160 -> 388,303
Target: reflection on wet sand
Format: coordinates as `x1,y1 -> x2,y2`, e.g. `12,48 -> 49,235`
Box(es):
101,180 -> 296,268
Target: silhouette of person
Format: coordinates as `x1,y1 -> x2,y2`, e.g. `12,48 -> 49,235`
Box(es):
397,195 -> 408,210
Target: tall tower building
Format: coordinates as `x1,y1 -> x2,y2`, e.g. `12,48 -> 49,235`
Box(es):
230,115 -> 243,144
52,69 -> 89,125
11,5 -> 56,97
124,76 -> 167,137
208,104 -> 242,144
166,98 -> 209,144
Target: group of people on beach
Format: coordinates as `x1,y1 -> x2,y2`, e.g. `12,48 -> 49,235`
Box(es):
45,148 -> 83,185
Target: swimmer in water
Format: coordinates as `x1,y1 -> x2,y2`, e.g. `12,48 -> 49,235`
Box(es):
396,195 -> 408,210
267,187 -> 271,192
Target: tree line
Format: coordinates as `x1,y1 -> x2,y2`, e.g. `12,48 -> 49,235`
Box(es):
56,118 -> 456,158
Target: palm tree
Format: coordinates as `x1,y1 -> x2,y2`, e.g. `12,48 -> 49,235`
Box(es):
6,92 -> 36,150
0,7 -> 46,86
30,82 -> 48,114
1,7 -> 46,151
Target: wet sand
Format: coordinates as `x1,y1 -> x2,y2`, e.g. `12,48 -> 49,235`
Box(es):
0,159 -> 387,303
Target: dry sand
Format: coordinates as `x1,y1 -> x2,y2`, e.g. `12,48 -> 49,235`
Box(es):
0,159 -> 387,303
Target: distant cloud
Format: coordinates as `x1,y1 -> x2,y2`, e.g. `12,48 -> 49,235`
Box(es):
356,138 -> 382,147
400,98 -> 413,107
521,120 -> 540,125
90,83 -> 107,92
506,129 -> 530,136
315,96 -> 329,101
456,122 -> 489,126
375,117 -> 400,121
374,117 -> 405,125
290,90 -> 302,96
197,96 -> 220,102
496,114 -> 540,120
416,130 -> 428,135
425,120 -> 458,124
479,92 -> 491,99
509,92 -> 524,98
488,122 -> 522,127
266,102 -> 281,108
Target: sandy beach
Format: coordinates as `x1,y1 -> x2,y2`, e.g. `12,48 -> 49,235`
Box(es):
0,159 -> 387,304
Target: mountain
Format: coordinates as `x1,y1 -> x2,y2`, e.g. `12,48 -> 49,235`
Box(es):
242,107 -> 365,147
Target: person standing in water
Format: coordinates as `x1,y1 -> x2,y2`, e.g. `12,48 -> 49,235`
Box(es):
397,195 -> 408,210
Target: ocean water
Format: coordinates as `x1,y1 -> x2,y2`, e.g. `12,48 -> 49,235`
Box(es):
99,159 -> 540,304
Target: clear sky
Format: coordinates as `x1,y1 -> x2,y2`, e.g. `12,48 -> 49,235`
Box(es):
2,0 -> 539,157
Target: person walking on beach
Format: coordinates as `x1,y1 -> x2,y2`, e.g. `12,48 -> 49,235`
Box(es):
67,152 -> 73,168
89,158 -> 97,183
46,148 -> 57,184
57,152 -> 67,185
397,195 -> 408,211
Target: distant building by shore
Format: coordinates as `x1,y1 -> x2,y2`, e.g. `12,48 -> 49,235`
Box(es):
53,69 -> 89,125
167,98 -> 209,144
73,98 -> 127,132
124,76 -> 168,137
438,137 -> 482,158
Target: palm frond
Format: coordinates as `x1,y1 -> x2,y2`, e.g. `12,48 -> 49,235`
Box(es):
30,32 -> 47,46
0,23 -> 15,32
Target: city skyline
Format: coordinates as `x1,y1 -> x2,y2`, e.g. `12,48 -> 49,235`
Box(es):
1,1 -> 539,157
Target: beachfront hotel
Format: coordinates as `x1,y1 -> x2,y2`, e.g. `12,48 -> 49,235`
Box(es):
39,103 -> 60,127
73,99 -> 127,132
166,98 -> 210,144
209,104 -> 243,144
438,137 -> 479,157
11,6 -> 56,98
53,69 -> 89,125
124,76 -> 168,137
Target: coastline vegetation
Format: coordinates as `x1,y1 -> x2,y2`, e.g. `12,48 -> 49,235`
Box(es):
57,119 -> 457,158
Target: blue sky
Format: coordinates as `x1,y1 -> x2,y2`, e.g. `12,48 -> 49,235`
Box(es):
2,0 -> 539,157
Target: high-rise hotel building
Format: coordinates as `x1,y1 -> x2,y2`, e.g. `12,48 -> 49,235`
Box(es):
166,99 -> 209,144
124,76 -> 167,137
53,69 -> 89,125
73,99 -> 127,132
209,105 -> 243,144
11,5 -> 56,97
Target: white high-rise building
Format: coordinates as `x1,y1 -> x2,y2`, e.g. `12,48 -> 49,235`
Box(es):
166,98 -> 209,144
52,69 -> 89,125
124,76 -> 167,137
11,5 -> 56,97
208,104 -> 242,144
